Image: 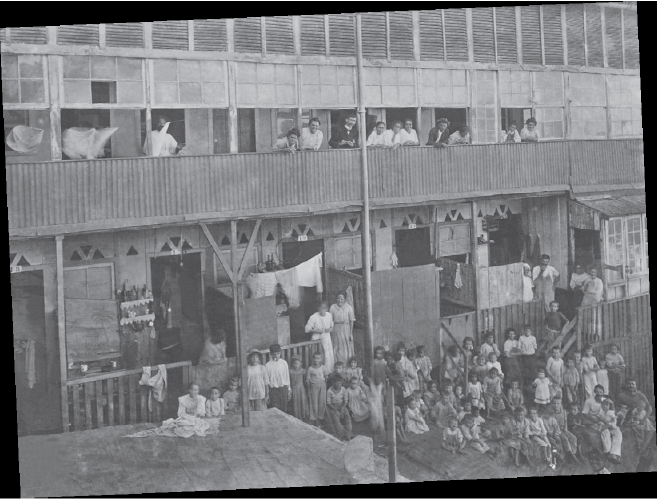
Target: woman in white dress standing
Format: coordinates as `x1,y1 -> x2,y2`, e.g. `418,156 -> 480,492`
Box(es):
329,293 -> 355,366
305,302 -> 335,372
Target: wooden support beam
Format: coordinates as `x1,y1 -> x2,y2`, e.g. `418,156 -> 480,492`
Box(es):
386,381 -> 397,483
200,223 -> 235,284
232,220 -> 250,427
56,235 -> 69,432
237,219 -> 261,282
47,55 -> 62,160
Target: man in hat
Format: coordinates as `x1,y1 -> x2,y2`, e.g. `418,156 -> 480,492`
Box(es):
447,125 -> 471,145
265,344 -> 291,412
426,118 -> 451,148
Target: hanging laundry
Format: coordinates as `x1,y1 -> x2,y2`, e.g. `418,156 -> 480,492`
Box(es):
6,125 -> 44,153
139,364 -> 168,412
25,339 -> 36,389
345,285 -> 355,309
454,263 -> 463,289
62,127 -> 118,159
390,251 -> 399,269
295,253 -> 323,292
246,272 -> 278,298
275,267 -> 300,308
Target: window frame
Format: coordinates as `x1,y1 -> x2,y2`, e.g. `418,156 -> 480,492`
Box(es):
63,262 -> 115,301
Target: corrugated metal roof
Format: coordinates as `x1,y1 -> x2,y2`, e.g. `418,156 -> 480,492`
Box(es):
574,190 -> 646,217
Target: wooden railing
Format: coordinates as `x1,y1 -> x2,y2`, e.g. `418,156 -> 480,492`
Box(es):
7,139 -> 643,237
478,300 -> 545,346
66,361 -> 192,432
327,267 -> 365,327
259,340 -> 322,367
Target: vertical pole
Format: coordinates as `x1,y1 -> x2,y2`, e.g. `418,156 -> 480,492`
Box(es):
386,381 -> 397,483
56,235 -> 69,432
232,220 -> 249,427
356,13 -> 375,375
47,55 -> 62,160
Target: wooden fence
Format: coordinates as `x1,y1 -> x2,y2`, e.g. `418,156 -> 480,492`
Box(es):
478,300 -> 545,347
259,340 -> 323,366
327,266 -> 365,327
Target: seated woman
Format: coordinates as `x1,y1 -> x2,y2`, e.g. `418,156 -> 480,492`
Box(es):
178,382 -> 207,418
520,118 -> 540,142
274,127 -> 301,153
399,119 -> 420,146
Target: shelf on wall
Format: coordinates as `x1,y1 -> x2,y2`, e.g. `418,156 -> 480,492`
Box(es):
120,298 -> 154,309
120,314 -> 155,326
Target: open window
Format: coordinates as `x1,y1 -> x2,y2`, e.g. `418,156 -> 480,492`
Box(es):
501,108 -> 531,132
434,108 -> 468,133
437,222 -> 471,264
487,214 -> 524,267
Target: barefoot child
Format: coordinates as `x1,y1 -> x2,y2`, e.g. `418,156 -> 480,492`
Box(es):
533,368 -> 552,408
395,405 -> 408,444
405,398 -> 430,434
344,356 -> 364,386
396,343 -> 419,398
205,387 -> 225,417
567,403 -> 587,460
507,379 -> 524,411
443,380 -> 458,409
326,375 -> 354,441
467,371 -> 484,410
306,352 -> 329,426
562,357 -> 580,407
581,345 -> 599,400
346,376 -> 370,423
511,406 -> 534,466
461,414 -> 498,459
247,350 -> 269,411
526,407 -> 552,465
550,397 -> 581,464
289,355 -> 308,421
458,398 -> 473,422
423,380 -> 440,416
442,417 -> 466,454
546,346 -> 565,401
415,345 -> 433,392
484,368 -> 505,418
222,377 -> 241,413
432,391 -> 457,428
495,412 -> 526,467
411,389 -> 429,419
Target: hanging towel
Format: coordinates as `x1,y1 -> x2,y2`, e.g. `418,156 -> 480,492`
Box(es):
62,127 -> 118,159
345,285 -> 355,309
246,272 -> 278,298
296,254 -> 323,292
275,267 -> 300,308
25,339 -> 36,389
454,264 -> 463,289
390,251 -> 399,269
139,364 -> 168,412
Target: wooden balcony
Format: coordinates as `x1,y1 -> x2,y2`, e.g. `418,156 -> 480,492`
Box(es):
7,139 -> 644,237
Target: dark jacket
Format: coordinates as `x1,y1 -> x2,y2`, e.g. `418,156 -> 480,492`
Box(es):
426,126 -> 451,146
329,124 -> 359,149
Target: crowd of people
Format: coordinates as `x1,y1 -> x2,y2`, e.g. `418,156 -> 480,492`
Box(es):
272,113 -> 542,153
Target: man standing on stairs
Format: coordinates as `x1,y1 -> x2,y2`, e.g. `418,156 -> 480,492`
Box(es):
533,255 -> 560,313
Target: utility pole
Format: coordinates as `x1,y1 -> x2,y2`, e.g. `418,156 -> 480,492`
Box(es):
231,220 -> 249,427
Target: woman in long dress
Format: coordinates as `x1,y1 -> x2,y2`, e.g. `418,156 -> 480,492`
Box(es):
329,293 -> 355,367
305,302 -> 335,372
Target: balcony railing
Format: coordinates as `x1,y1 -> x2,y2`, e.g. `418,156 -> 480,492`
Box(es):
7,139 -> 644,236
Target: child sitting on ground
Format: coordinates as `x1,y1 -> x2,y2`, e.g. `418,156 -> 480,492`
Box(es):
405,398 -> 430,435
423,380 -> 440,416
483,368 -> 505,418
205,386 -> 225,417
442,417 -> 466,455
443,380 -> 458,409
411,389 -> 429,419
222,377 -> 241,414
432,390 -> 458,428
566,403 -> 587,460
467,371 -> 485,410
415,345 -> 433,393
458,398 -> 473,422
507,379 -> 524,411
543,409 -> 565,467
533,368 -> 552,409
461,414 -> 498,459
494,412 -> 528,468
562,357 -> 580,407
395,405 -> 408,444
550,396 -> 581,464
346,376 -> 370,424
471,406 -> 488,435
526,406 -> 552,465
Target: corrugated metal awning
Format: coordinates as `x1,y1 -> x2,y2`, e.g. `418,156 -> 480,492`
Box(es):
573,190 -> 646,218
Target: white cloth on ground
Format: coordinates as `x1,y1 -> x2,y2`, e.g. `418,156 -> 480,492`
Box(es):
123,415 -> 216,438
62,127 -> 118,159
139,364 -> 168,412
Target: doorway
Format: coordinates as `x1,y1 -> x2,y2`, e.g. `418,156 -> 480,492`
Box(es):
573,229 -> 602,273
501,108 -> 532,132
488,214 -> 524,267
13,270 -> 61,435
434,108 -> 468,133
395,227 -> 433,268
150,253 -> 204,365
282,239 -> 325,343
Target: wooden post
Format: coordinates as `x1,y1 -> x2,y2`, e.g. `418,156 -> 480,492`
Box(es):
386,381 -> 397,483
47,55 -> 62,160
56,235 -> 69,432
227,60 -> 239,154
144,59 -> 153,156
356,13 -> 375,375
232,221 -> 249,427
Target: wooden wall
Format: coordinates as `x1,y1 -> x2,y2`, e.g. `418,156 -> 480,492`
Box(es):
371,264 -> 441,367
477,262 -> 524,310
478,300 -> 545,347
437,257 -> 476,308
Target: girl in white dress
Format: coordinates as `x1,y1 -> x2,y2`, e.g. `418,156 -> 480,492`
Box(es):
533,368 -> 552,408
581,345 -> 600,400
305,302 -> 335,372
405,399 -> 430,434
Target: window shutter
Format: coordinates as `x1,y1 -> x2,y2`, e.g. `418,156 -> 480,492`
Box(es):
105,23 -> 144,48
419,10 -> 444,61
10,27 -> 47,44
542,4 -> 564,65
495,6 -> 518,63
300,15 -> 326,56
193,19 -> 227,52
152,21 -> 188,51
605,8 -> 623,69
389,11 -> 414,60
265,16 -> 294,55
361,12 -> 387,59
443,8 -> 468,61
57,24 -> 99,46
234,17 -> 262,54
521,5 -> 542,64
585,5 -> 603,67
472,7 -> 495,63
328,14 -> 355,57
566,4 -> 585,66
624,11 -> 639,69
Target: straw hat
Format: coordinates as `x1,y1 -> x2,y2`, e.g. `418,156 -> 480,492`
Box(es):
6,125 -> 44,153
247,348 -> 262,362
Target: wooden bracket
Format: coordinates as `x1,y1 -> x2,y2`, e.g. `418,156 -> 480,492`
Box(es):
200,223 -> 235,284
237,219 -> 261,282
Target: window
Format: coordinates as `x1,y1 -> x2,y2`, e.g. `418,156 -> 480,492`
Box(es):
61,109 -> 112,159
64,264 -> 114,300
499,71 -> 531,107
420,69 -> 468,107
535,107 -> 564,139
501,108 -> 531,133
626,215 -> 645,275
91,81 -> 116,104
62,56 -> 143,105
606,218 -> 624,282
238,108 -> 256,153
1,54 -> 46,105
437,223 -> 471,258
4,110 -> 50,160
434,108 -> 468,134
4,110 -> 28,154
153,59 -> 226,107
488,215 -> 523,267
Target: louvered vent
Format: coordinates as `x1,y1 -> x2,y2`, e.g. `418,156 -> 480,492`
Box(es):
328,14 -> 355,57
361,12 -> 387,59
193,19 -> 227,52
300,15 -> 326,56
605,8 -> 623,69
419,10 -> 444,61
106,23 -> 144,48
152,20 -> 188,50
10,27 -> 47,44
234,17 -> 262,53
624,11 -> 639,69
542,4 -> 563,65
265,16 -> 294,54
443,8 -> 468,61
58,24 -> 99,46
495,6 -> 518,63
389,11 -> 414,60
585,4 -> 603,67
472,7 -> 495,63
566,4 -> 585,66
521,5 -> 542,64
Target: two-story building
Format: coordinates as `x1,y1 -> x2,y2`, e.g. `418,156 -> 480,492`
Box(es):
6,5 -> 646,436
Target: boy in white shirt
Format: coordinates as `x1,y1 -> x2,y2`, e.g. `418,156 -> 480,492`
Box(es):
366,121 -> 393,148
265,343 -> 291,413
